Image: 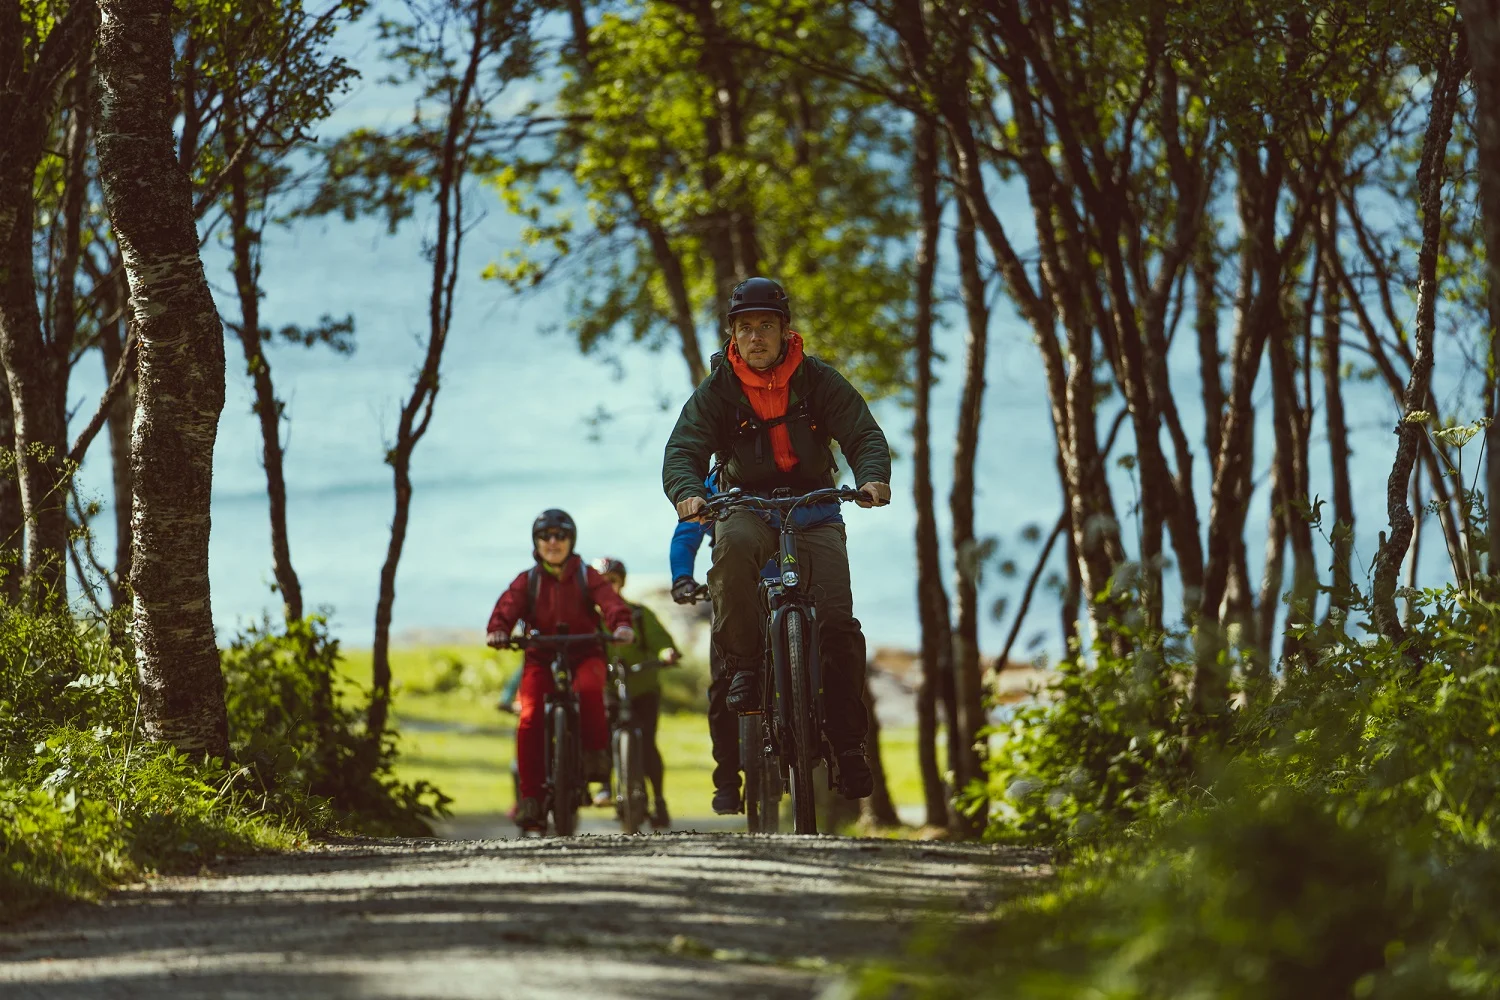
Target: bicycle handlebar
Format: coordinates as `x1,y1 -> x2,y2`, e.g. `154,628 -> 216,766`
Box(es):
678,486 -> 871,523
497,630 -> 605,650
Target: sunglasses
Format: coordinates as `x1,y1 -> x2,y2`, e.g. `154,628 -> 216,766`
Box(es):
535,530 -> 570,543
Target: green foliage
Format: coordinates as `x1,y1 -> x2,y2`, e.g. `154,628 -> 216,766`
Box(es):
0,607 -> 448,922
221,616 -> 450,835
490,0 -> 914,394
859,588 -> 1500,998
986,635 -> 1189,843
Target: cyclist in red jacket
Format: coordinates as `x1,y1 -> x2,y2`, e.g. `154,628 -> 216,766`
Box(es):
486,509 -> 635,832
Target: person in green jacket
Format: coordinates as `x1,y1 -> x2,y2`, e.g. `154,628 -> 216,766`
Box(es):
662,276 -> 892,811
594,557 -> 680,829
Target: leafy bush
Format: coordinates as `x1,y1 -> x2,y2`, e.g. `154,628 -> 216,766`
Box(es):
0,607 -> 449,922
984,642 -> 1190,841
221,616 -> 450,835
856,587 -> 1500,998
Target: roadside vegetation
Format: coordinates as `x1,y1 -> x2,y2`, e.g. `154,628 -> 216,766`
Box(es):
856,581 -> 1500,998
0,612 -> 446,923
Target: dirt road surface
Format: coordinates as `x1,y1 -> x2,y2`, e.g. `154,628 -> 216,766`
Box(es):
0,834 -> 1045,999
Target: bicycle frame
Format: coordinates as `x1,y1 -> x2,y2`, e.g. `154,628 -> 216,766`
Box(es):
761,522 -> 825,770
504,630 -> 603,834
541,648 -> 580,808
694,486 -> 866,798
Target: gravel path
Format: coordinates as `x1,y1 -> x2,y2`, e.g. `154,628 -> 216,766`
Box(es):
0,834 -> 1046,999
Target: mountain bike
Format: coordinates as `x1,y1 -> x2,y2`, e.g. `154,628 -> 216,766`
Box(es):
683,582 -> 780,834
500,630 -> 605,837
605,658 -> 653,834
689,485 -> 869,835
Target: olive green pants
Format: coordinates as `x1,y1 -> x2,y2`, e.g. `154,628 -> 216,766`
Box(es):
707,510 -> 869,753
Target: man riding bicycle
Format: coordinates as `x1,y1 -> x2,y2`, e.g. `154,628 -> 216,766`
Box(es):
662,276 -> 892,809
486,509 -> 635,832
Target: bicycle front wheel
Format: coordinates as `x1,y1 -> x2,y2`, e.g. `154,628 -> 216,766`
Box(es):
784,609 -> 817,835
615,727 -> 647,834
551,708 -> 580,836
740,713 -> 776,834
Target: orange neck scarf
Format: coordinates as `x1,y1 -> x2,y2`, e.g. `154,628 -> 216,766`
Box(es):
727,331 -> 806,472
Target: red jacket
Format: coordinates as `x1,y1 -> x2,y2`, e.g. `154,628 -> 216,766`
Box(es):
487,555 -> 633,656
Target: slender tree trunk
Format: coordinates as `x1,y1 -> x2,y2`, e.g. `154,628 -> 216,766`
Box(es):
640,214 -> 707,386
1268,291 -> 1316,662
909,111 -> 951,829
687,0 -> 746,312
860,678 -> 901,828
0,374 -> 20,601
1321,195 -> 1355,612
368,1 -> 487,758
690,0 -> 759,277
1192,154 -> 1285,719
227,118 -> 304,623
1405,474 -> 1422,623
0,9 -> 78,606
949,198 -> 989,835
1460,0 -> 1500,577
96,0 -> 229,759
1196,231 -> 1224,464
1371,33 -> 1464,641
1061,527 -> 1081,650
1253,459 -> 1286,681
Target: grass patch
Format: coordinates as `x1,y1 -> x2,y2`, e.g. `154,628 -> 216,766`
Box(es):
339,643 -> 927,821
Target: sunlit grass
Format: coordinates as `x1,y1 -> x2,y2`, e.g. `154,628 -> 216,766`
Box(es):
338,644 -> 927,821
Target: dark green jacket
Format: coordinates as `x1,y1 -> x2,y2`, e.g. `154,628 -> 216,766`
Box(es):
662,351 -> 892,504
606,601 -> 679,698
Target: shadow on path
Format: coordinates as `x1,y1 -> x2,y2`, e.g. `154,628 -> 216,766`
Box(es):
0,834 -> 1049,1000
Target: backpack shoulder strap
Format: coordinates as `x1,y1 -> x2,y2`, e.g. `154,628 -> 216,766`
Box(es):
525,565 -> 542,625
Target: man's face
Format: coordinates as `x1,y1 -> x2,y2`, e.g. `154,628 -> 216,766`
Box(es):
604,571 -> 626,593
731,310 -> 786,371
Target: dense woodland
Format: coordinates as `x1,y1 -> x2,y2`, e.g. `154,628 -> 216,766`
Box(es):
4,0 -> 1500,993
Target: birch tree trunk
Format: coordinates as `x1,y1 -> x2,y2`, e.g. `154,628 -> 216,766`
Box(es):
96,0 -> 230,758
1458,0 -> 1500,576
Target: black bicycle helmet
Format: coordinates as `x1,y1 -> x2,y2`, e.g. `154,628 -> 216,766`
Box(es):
531,508 -> 577,542
591,556 -> 626,579
727,277 -> 790,324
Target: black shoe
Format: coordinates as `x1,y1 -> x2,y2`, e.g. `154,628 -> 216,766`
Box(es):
712,785 -> 743,815
726,670 -> 759,712
836,748 -> 874,800
651,801 -> 671,830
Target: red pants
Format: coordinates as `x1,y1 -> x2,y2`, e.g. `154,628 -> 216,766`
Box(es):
516,655 -> 608,801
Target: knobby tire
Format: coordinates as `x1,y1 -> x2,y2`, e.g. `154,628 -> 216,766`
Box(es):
552,707 -> 579,836
741,713 -> 778,833
785,610 -> 817,835
616,727 -> 646,834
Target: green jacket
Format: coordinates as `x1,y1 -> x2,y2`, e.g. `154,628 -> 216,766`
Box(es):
607,601 -> 679,698
662,351 -> 892,504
